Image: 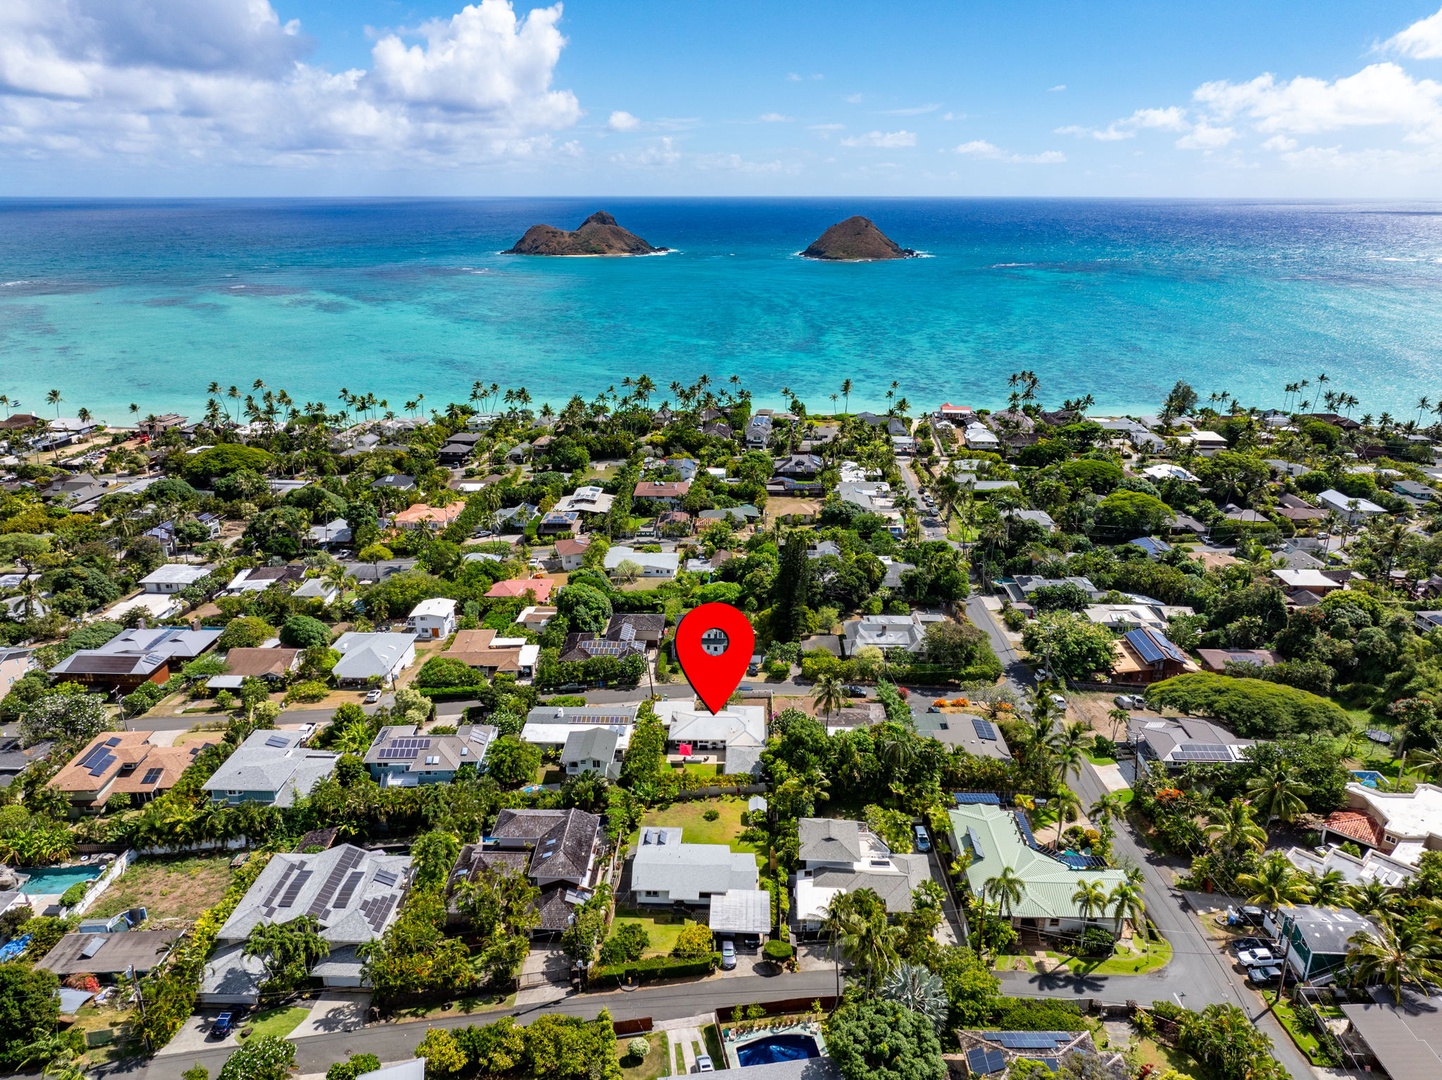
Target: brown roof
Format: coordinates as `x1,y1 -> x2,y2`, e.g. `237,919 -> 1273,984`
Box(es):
485,577 -> 556,601
554,538 -> 590,557
446,629 -> 528,672
49,731 -> 215,797
224,647 -> 302,679
633,480 -> 691,499
1324,809 -> 1385,847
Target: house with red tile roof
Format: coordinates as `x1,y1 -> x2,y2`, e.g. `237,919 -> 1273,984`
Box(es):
485,577 -> 556,603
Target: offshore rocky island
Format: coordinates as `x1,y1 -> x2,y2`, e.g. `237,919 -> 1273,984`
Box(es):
802,215 -> 918,260
505,211 -> 668,256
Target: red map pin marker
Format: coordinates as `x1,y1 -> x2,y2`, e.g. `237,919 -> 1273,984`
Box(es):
675,602 -> 755,715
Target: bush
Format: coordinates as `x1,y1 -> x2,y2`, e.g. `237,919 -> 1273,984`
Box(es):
987,997 -> 1083,1031
672,921 -> 715,959
592,954 -> 718,984
279,615 -> 331,650
702,808 -> 720,822
626,1037 -> 650,1060
1146,672 -> 1349,737
217,616 -> 275,651
599,922 -> 650,966
1078,926 -> 1116,957
415,656 -> 483,689
762,939 -> 793,962
284,680 -> 329,705
59,882 -> 89,908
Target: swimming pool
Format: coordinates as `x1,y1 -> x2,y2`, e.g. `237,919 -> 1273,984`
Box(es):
736,1034 -> 821,1067
19,865 -> 99,895
1351,770 -> 1385,789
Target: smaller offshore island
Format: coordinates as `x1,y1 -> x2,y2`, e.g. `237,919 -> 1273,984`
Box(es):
505,211 -> 667,255
802,215 -> 918,260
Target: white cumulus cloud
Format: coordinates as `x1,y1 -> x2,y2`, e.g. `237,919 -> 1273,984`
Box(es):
1191,63 -> 1442,139
954,139 -> 1064,163
0,0 -> 582,167
840,129 -> 915,148
1385,5 -> 1442,59
1056,106 -> 1189,141
758,112 -> 792,123
607,110 -> 639,131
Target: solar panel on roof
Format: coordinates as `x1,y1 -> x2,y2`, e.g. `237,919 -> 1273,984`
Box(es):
105,737 -> 122,747
374,869 -> 398,887
278,869 -> 312,908
954,792 -> 1002,805
264,735 -> 289,748
1015,810 -> 1039,849
332,870 -> 364,909
79,936 -> 106,959
141,767 -> 164,785
966,827 -> 985,861
972,717 -> 998,742
87,753 -> 115,777
307,848 -> 364,917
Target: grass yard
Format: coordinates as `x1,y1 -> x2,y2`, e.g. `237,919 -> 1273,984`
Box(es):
390,992 -> 514,1022
610,909 -> 693,958
173,726 -> 227,746
618,1033 -> 671,1080
1063,934 -> 1172,976
702,1024 -> 727,1068
1128,1036 -> 1197,1079
1271,997 -> 1332,1065
244,1005 -> 309,1041
636,798 -> 754,852
1085,752 -> 1118,766
88,854 -> 235,923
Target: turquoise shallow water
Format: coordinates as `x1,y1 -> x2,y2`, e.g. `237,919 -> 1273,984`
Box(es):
3,198 -> 1442,421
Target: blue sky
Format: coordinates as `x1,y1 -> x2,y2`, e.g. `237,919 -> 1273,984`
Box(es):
4,0 -> 1442,195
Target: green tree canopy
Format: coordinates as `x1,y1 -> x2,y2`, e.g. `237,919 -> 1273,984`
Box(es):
824,1000 -> 946,1080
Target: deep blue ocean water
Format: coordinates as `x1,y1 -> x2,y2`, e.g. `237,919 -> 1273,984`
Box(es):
3,197 -> 1442,421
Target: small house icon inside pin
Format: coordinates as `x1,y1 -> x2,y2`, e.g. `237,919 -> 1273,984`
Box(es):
701,628 -> 730,657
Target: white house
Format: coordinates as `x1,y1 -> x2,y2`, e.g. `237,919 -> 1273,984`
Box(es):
332,632 -> 416,686
792,818 -> 931,932
963,422 -> 999,450
1317,488 -> 1386,524
630,826 -> 759,905
140,564 -> 212,594
407,598 -> 457,641
604,546 -> 679,579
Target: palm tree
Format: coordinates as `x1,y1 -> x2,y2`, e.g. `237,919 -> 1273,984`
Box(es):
1305,869 -> 1348,907
1205,798 -> 1267,855
1346,879 -> 1397,919
1048,788 -> 1081,846
1107,881 -> 1146,938
1245,765 -> 1310,832
1347,917 -> 1442,1003
1408,747 -> 1442,784
1236,852 -> 1310,911
840,379 -> 853,414
44,388 -> 62,418
1072,879 -> 1108,930
1106,707 -> 1129,740
1049,722 -> 1088,786
811,674 -> 847,722
984,867 -> 1026,921
1089,792 -> 1127,831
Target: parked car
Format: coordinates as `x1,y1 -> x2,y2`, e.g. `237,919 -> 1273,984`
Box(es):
844,685 -> 867,697
1050,694 -> 1068,709
211,1013 -> 235,1039
1114,694 -> 1143,709
720,941 -> 736,970
1247,964 -> 1283,986
364,689 -> 382,704
1230,936 -> 1271,955
914,825 -> 931,852
926,705 -> 940,713
696,1056 -> 715,1073
1236,948 -> 1276,967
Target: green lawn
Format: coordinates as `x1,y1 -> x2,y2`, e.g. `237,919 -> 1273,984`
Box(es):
1271,998 -> 1331,1065
702,1024 -> 727,1069
1062,934 -> 1172,976
636,797 -> 754,852
245,1005 -> 309,1041
610,909 -> 693,958
618,1033 -> 671,1080
1085,753 -> 1118,766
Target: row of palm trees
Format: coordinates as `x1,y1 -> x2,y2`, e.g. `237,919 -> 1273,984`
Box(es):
979,863 -> 1146,941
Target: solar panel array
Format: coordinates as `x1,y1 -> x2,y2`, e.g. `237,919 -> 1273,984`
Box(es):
307,847 -> 365,917
141,767 -> 164,785
332,870 -> 365,910
1125,627 -> 1187,665
1171,743 -> 1233,762
261,863 -> 299,916
377,747 -> 419,760
1015,810 -> 1039,849
374,869 -> 398,887
88,752 -> 116,777
953,792 -> 1002,806
972,717 -> 999,742
278,869 -> 312,909
982,1033 -> 1075,1050
966,1048 -> 1007,1075
264,734 -> 290,748
359,893 -> 397,933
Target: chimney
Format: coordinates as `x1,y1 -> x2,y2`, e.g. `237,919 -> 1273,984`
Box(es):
191,616 -> 201,632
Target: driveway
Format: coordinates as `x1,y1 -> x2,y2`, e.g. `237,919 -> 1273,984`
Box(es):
290,994 -> 370,1039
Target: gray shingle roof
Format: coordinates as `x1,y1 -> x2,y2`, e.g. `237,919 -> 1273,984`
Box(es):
202,730 -> 338,806
797,818 -> 863,864
630,827 -> 759,901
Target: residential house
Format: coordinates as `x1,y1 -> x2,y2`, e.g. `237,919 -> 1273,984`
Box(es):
630,826 -> 759,905
200,845 -> 411,1004
521,704 -> 639,751
139,564 -> 212,594
948,803 -> 1128,938
0,734 -> 50,791
49,731 -> 217,812
437,432 -> 483,465
913,712 -> 1013,761
745,415 -> 773,449
1317,488 -> 1386,523
553,486 -> 615,516
1416,611 -> 1442,633
394,501 -> 466,531
49,625 -> 223,691
485,577 -> 556,603
332,632 -> 416,686
1000,575 -> 1098,606
561,727 -> 622,780
1196,648 -> 1282,674
450,808 -> 603,933
1341,987 -> 1442,1080
698,505 -> 760,525
1320,782 -> 1442,872
407,598 -> 458,641
559,631 -> 645,664
1140,463 -> 1199,483
307,519 -> 353,548
773,454 -> 824,479
1276,493 -> 1328,523
293,578 -> 340,605
1394,479 -> 1435,502
963,422 -> 1000,451
444,629 -> 539,680
835,480 -> 904,535
1285,844 -> 1415,889
537,510 -> 581,536
209,647 -> 302,691
604,546 -> 679,579
1176,429 -> 1228,456
1128,715 -> 1252,767
225,564 -> 306,594
0,648 -> 33,700
490,503 -> 538,533
956,1031 -> 1111,1080
339,558 -> 418,585
38,930 -> 181,980
553,537 -> 590,571
1126,537 -> 1172,560
136,413 -> 187,438
371,474 -> 416,492
516,605 -> 557,631
654,701 -> 766,775
1084,603 -> 1193,634
203,729 -> 339,807
1273,568 -> 1346,595
1111,627 -> 1197,684
606,613 -> 666,646
632,480 -> 691,508
363,724 -> 496,786
840,612 -> 941,656
1004,509 -> 1056,533
1269,905 -> 1379,982
792,818 -> 932,933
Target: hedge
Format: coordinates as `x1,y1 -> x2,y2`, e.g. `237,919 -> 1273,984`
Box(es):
762,939 -> 793,962
592,953 -> 719,985
1145,672 -> 1349,738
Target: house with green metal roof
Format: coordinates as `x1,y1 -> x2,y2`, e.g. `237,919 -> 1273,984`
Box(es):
948,803 -> 1129,938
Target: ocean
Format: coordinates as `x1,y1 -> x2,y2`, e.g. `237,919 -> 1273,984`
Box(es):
3,197 -> 1442,422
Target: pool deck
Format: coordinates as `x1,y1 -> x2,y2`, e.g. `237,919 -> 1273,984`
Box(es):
721,1020 -> 827,1070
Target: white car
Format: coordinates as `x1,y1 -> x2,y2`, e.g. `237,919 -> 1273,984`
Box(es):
1236,948 -> 1276,967
1049,694 -> 1068,709
364,689 -> 382,704
696,1056 -> 715,1073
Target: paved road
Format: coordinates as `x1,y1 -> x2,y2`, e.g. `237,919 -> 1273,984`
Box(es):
964,594 -> 1034,696
120,970 -> 838,1080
